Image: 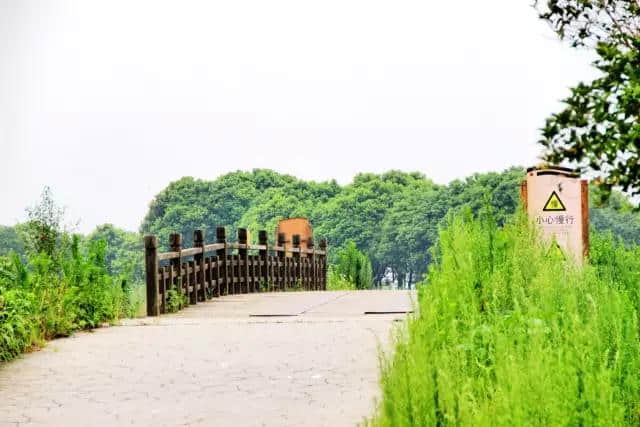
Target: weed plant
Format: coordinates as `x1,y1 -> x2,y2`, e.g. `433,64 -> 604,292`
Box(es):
327,266 -> 356,290
372,207 -> 640,426
166,288 -> 188,313
0,238 -> 140,362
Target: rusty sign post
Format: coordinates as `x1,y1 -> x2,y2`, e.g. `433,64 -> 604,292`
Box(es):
521,166 -> 589,263
276,217 -> 314,255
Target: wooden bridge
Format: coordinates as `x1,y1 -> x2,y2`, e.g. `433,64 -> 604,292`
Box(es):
144,227 -> 328,316
2,225 -> 418,427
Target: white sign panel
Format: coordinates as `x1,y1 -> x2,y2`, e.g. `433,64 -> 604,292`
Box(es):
525,169 -> 587,263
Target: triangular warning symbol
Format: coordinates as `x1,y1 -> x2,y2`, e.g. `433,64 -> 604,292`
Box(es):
547,242 -> 566,260
543,191 -> 566,211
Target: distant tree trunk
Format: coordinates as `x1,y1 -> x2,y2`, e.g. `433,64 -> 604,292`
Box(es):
408,271 -> 413,290
374,265 -> 386,288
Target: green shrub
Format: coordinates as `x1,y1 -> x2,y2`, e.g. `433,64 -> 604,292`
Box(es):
0,236 -> 135,362
372,207 -> 640,426
327,266 -> 356,290
0,189 -> 142,363
334,241 -> 373,289
0,287 -> 38,361
166,288 -> 188,313
65,237 -> 124,329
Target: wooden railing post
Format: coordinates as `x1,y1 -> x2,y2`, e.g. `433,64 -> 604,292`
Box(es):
194,229 -> 205,303
292,234 -> 301,290
216,227 -> 228,295
212,235 -> 220,299
170,233 -> 183,305
319,238 -> 328,290
308,237 -> 316,291
160,265 -> 168,313
186,259 -> 194,304
144,235 -> 159,316
278,232 -> 286,291
259,230 -> 268,292
238,228 -> 249,293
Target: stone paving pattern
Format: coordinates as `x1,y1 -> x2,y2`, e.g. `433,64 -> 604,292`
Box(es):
0,290 -> 415,427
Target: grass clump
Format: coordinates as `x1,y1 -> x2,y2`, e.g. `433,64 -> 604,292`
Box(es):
327,266 -> 356,290
372,207 -> 640,426
0,188 -> 141,362
0,238 -> 140,362
166,288 -> 188,313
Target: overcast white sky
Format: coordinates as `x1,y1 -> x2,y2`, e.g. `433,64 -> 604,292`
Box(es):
1,0 -> 596,233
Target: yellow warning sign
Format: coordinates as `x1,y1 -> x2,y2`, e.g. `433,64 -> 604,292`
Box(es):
543,191 -> 566,212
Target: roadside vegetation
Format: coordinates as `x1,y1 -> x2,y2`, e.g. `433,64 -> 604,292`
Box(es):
371,206 -> 640,426
2,168 -> 640,363
360,4 -> 640,423
0,188 -> 142,362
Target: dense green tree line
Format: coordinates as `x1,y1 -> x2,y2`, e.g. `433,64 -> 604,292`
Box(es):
139,167 -> 640,288
2,168 -> 639,292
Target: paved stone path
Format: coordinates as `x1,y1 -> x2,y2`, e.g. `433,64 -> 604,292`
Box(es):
0,290 -> 414,427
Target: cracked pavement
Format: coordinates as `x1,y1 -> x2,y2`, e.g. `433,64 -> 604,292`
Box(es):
0,290 -> 414,427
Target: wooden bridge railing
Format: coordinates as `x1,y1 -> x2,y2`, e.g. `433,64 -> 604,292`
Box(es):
144,227 -> 328,316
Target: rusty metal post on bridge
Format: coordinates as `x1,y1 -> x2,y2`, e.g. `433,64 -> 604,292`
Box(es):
194,230 -> 205,303
144,235 -> 159,317
319,238 -> 327,290
292,234 -> 301,290
258,230 -> 268,292
238,228 -> 250,293
216,227 -> 228,295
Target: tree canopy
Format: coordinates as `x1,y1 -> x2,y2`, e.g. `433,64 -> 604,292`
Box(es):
139,168 -> 534,287
0,226 -> 23,258
535,1 -> 640,199
88,224 -> 144,283
4,167 -> 640,289
140,170 -> 303,248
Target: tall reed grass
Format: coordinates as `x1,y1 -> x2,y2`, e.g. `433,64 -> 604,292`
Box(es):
372,207 -> 640,426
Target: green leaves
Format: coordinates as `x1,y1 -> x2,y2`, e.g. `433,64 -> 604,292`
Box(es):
540,40 -> 640,198
142,168 -> 531,287
536,1 -> 640,200
536,0 -> 639,48
0,235 -> 134,363
88,224 -> 143,283
141,166 -> 640,291
140,170 -> 304,248
333,241 -> 373,290
0,192 -> 138,363
0,226 -> 24,258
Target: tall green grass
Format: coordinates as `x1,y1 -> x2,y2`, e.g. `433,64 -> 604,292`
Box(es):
327,266 -> 357,290
0,237 -> 142,362
372,207 -> 640,426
